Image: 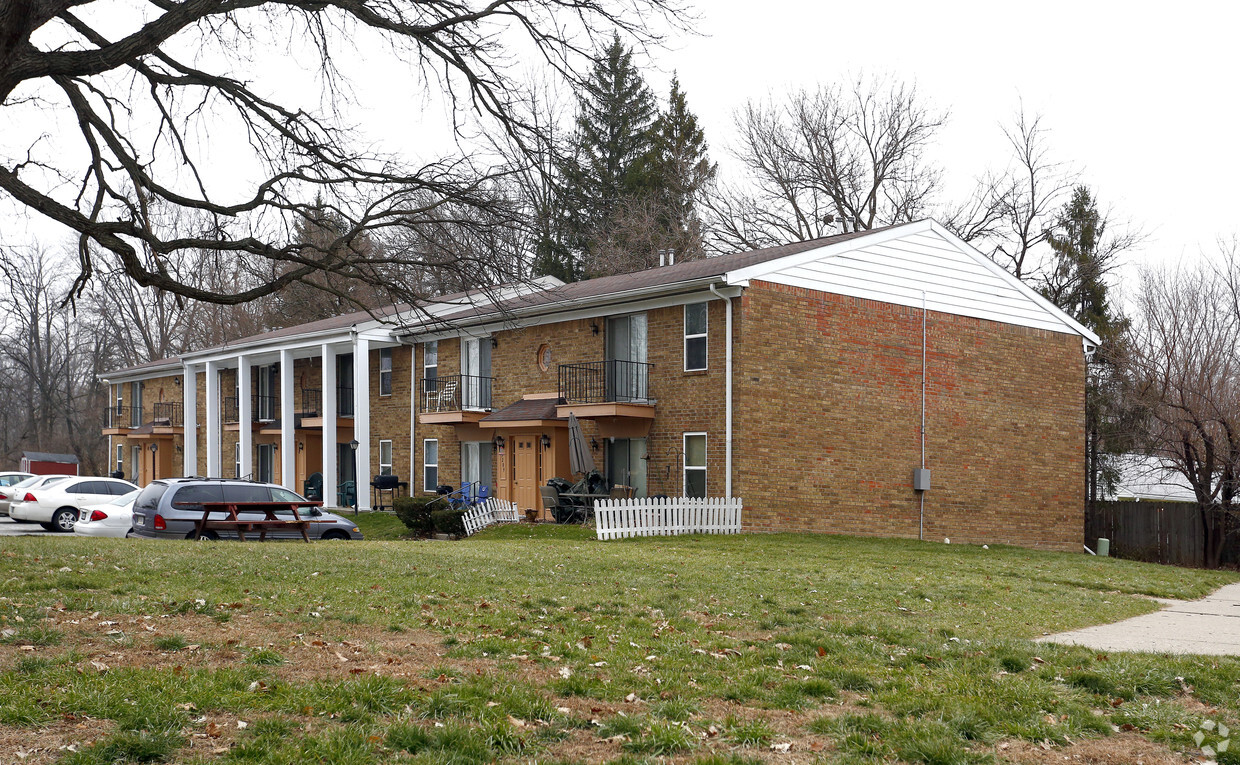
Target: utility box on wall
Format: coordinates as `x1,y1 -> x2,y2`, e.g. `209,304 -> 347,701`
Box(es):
913,468 -> 931,492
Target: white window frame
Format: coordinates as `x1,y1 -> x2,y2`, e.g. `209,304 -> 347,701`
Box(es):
423,438 -> 438,493
424,341 -> 438,387
683,303 -> 708,372
683,432 -> 707,498
378,348 -> 393,397
115,444 -> 123,474
235,441 -> 242,478
379,439 -> 393,476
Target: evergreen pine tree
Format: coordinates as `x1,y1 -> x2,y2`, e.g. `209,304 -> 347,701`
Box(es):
556,34 -> 657,278
1041,186 -> 1133,517
640,75 -> 716,261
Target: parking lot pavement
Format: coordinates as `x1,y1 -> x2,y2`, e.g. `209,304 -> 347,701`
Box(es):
0,517 -> 56,536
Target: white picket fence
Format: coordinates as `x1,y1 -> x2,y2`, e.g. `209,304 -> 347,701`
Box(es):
594,497 -> 743,540
462,498 -> 521,536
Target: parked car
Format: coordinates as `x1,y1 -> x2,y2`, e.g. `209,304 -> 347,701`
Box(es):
73,489 -> 141,538
0,471 -> 35,488
0,474 -> 70,517
130,478 -> 363,541
9,477 -> 138,532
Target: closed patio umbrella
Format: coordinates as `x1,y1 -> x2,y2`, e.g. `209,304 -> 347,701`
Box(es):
567,412 -> 595,475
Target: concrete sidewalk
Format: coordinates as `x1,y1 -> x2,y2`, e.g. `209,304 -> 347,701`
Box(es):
1037,582 -> 1240,655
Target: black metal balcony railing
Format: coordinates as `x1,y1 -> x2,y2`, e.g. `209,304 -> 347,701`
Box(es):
153,402 -> 183,427
300,388 -> 321,417
337,383 -> 355,417
103,406 -> 138,429
558,359 -> 652,404
419,374 -> 493,413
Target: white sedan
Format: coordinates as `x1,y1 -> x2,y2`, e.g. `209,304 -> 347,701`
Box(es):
10,477 -> 138,532
0,474 -> 70,516
74,490 -> 140,538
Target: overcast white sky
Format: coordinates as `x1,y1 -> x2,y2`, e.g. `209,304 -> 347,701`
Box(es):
657,0 -> 1239,275
5,0 -> 1236,285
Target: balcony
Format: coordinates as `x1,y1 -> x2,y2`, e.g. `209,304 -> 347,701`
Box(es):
152,402 -> 183,431
556,359 -> 656,427
102,405 -> 139,433
418,374 -> 493,425
300,388 -> 322,417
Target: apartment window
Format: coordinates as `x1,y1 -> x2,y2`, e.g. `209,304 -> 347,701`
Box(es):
423,439 -> 439,492
379,348 -> 393,396
115,385 -> 123,413
424,341 -> 438,392
235,442 -> 242,478
115,444 -> 123,475
684,303 -> 708,371
379,439 -> 393,476
606,437 -> 647,498
130,381 -> 143,426
683,433 -> 707,498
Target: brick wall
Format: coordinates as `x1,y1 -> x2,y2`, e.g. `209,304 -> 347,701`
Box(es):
734,281 -> 1084,551
411,302 -> 733,497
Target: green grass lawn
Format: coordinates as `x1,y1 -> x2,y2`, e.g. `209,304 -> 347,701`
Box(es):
0,526 -> 1236,764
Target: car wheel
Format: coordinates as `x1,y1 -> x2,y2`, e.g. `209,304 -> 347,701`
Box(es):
321,530 -> 349,541
51,508 -> 77,533
188,530 -> 220,541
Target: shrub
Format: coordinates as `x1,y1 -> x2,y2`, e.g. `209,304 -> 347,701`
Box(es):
394,495 -> 443,536
429,507 -> 466,537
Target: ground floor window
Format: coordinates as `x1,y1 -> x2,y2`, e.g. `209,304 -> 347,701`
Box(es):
131,446 -> 140,482
606,437 -> 647,497
423,439 -> 438,492
258,443 -> 274,484
235,442 -> 242,478
683,433 -> 707,498
379,439 -> 393,476
115,444 -> 123,476
335,443 -> 355,484
461,441 -> 493,494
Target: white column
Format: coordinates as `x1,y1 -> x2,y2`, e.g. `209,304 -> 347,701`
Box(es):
280,348 -> 295,490
183,366 -> 197,477
238,357 -> 252,480
321,344 -> 338,507
353,336 -> 371,511
205,360 -> 221,477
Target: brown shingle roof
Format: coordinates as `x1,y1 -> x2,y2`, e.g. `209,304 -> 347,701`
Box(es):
480,397 -> 563,423
438,224 -> 913,324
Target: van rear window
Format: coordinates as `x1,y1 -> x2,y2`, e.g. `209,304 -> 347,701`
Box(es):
171,484 -> 225,506
133,483 -> 168,512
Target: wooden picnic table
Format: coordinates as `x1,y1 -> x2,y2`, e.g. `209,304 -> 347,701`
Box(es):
194,500 -> 326,543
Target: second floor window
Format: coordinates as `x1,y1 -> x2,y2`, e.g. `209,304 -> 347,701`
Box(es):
684,303 -> 708,371
424,341 -> 438,392
130,381 -> 143,426
379,349 -> 393,396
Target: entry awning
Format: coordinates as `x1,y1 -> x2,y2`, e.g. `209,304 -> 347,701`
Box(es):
479,396 -> 568,429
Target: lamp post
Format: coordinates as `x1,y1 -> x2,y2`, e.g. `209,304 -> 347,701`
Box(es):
348,438 -> 360,516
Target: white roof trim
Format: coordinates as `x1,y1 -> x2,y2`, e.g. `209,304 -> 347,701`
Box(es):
723,219 -> 1102,345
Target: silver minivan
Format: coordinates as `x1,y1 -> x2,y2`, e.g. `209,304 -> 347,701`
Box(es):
129,478 -> 362,541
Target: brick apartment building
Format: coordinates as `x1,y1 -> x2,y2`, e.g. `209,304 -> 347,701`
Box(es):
101,220 -> 1098,550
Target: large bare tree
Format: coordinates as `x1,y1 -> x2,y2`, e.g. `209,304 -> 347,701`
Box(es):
1126,259 -> 1240,569
706,75 -> 945,252
0,0 -> 688,306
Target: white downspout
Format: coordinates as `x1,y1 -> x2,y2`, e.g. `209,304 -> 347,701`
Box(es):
709,284 -> 733,499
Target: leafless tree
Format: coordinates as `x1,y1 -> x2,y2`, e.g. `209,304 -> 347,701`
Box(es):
584,194 -> 700,276
0,0 -> 690,307
943,109 -> 1078,279
705,75 -> 945,252
0,244 -> 109,471
1125,258 -> 1240,568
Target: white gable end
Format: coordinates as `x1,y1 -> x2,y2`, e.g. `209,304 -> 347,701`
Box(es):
725,221 -> 1100,343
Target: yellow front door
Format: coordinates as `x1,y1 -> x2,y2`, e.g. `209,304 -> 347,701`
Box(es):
513,436 -> 538,513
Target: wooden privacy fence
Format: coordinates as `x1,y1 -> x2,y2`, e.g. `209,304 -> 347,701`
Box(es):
1087,500 -> 1207,567
462,498 -> 521,537
594,497 -> 743,541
